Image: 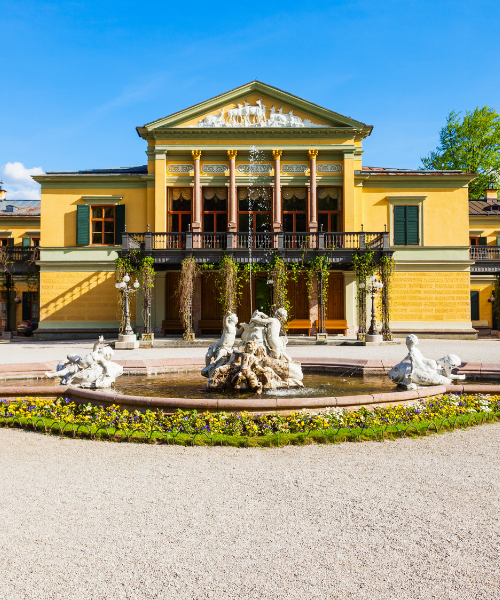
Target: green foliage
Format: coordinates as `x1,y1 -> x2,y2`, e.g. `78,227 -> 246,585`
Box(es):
178,257 -> 199,338
115,253 -> 154,333
377,255 -> 396,341
214,255 -> 239,315
421,107 -> 500,198
352,252 -> 375,340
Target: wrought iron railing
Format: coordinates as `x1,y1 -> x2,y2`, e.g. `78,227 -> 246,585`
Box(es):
470,246 -> 500,260
122,232 -> 390,251
0,247 -> 40,262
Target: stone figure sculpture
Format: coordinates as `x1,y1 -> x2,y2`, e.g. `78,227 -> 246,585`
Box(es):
45,336 -> 124,389
387,334 -> 464,389
202,312 -> 239,376
202,309 -> 303,393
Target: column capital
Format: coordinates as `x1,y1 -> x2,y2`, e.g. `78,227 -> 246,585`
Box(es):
227,149 -> 237,160
192,150 -> 202,161
308,149 -> 319,159
272,150 -> 282,160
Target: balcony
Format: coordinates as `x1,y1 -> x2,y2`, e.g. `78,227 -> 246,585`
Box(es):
121,232 -> 391,266
469,245 -> 500,274
0,246 -> 40,274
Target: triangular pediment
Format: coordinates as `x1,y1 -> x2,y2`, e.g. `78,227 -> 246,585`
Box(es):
141,81 -> 371,132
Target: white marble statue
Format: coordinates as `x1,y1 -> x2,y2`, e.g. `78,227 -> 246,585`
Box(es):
202,312 -> 239,377
45,336 -> 124,389
388,334 -> 464,389
202,308 -> 303,393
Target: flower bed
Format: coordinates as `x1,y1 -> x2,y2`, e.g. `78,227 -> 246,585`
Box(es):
1,394 -> 499,447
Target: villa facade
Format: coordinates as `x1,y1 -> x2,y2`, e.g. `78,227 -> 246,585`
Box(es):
29,81 -> 479,339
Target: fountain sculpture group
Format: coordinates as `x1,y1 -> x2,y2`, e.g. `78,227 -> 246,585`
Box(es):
388,334 -> 464,389
202,309 -> 304,394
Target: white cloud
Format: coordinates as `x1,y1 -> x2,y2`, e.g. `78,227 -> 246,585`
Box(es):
1,162 -> 44,200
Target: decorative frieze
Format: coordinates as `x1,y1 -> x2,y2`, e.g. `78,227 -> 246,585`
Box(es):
167,164 -> 194,174
317,163 -> 343,173
281,164 -> 308,174
201,164 -> 229,174
236,164 -> 273,174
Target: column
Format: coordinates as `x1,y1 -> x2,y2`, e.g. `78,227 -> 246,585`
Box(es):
343,150 -> 355,231
227,150 -> 237,231
272,150 -> 282,231
192,150 -> 202,232
154,151 -> 167,232
308,149 -> 318,232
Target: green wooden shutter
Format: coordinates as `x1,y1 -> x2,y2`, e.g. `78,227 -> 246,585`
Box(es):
496,236 -> 500,246
406,205 -> 419,245
478,236 -> 487,245
22,237 -> 30,246
22,292 -> 31,321
76,205 -> 90,245
470,291 -> 480,321
115,204 -> 126,246
393,205 -> 406,245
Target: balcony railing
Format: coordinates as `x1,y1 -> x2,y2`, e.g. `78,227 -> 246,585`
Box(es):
0,247 -> 40,263
470,246 -> 500,260
123,232 -> 389,251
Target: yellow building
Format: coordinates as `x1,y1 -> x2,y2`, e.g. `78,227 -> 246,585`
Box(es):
0,184 -> 40,334
31,81 -> 479,340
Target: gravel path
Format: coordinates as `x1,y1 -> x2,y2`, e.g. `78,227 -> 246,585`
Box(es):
1,338 -> 500,364
1,425 -> 499,599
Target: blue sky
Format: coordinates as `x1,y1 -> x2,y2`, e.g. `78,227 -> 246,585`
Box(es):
1,0 -> 499,198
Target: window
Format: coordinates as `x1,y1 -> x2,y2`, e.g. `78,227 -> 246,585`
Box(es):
282,187 -> 307,232
0,238 -> 9,246
393,205 -> 419,245
91,206 -> 115,245
169,188 -> 192,232
238,187 -> 272,232
318,187 -> 342,232
22,291 -> 39,320
31,238 -> 40,247
470,291 -> 479,321
203,188 -> 227,232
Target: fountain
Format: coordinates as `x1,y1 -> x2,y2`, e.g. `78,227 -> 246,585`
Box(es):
202,309 -> 303,394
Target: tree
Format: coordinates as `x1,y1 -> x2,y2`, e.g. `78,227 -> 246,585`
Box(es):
421,107 -> 500,199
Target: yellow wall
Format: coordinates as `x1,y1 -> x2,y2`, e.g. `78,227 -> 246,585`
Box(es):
361,187 -> 470,246
391,271 -> 470,322
40,188 -> 147,247
0,221 -> 40,245
470,283 -> 494,326
469,217 -> 500,244
39,271 -> 134,323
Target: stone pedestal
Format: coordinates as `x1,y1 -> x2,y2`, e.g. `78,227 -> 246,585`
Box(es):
315,332 -> 328,343
1,331 -> 12,340
365,333 -> 383,344
115,333 -> 139,350
141,333 -> 154,342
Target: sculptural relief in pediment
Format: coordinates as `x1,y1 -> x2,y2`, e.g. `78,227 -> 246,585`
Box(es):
177,94 -> 331,129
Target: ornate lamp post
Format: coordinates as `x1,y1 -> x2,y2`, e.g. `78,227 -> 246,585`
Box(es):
115,274 -> 140,348
359,275 -> 383,340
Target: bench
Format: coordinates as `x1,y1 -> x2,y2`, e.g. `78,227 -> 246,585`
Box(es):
161,319 -> 184,336
315,319 -> 348,336
199,319 -> 223,334
287,319 -> 313,335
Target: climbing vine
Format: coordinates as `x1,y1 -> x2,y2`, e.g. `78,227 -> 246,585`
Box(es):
178,257 -> 199,340
493,274 -> 500,331
352,252 -> 375,340
377,255 -> 396,341
214,255 -> 239,315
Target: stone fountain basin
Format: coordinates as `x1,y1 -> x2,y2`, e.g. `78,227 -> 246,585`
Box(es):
1,379 -> 499,414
